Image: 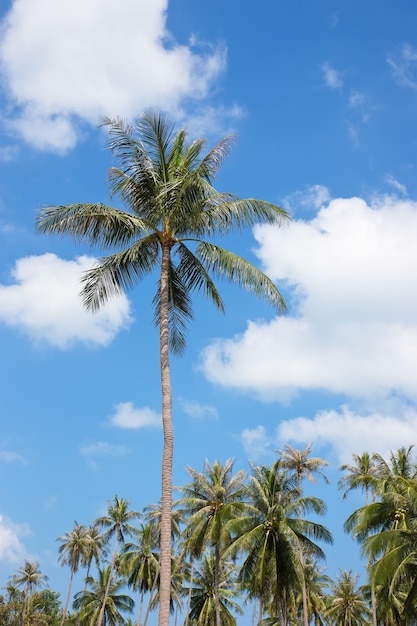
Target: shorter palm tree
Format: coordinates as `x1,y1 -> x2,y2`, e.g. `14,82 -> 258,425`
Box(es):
177,459 -> 247,626
185,552 -> 243,626
9,561 -> 48,626
121,521 -> 160,626
57,521 -> 89,625
325,570 -> 371,626
94,495 -> 141,626
228,461 -> 332,626
81,524 -> 109,589
73,565 -> 134,625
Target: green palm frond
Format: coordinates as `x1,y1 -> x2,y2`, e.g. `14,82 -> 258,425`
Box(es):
81,235 -> 160,311
195,242 -> 286,312
36,203 -> 144,250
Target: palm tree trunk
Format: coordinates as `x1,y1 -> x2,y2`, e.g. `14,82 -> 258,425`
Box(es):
297,475 -> 309,626
144,567 -> 159,626
60,568 -> 74,626
158,243 -> 174,626
184,556 -> 194,626
137,588 -> 145,626
214,544 -> 221,626
97,538 -> 118,626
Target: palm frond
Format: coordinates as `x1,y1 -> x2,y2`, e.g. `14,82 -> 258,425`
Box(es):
81,235 -> 160,311
36,203 -> 146,251
196,242 -> 286,312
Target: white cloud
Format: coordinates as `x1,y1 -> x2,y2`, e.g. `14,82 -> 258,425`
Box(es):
0,450 -> 27,465
0,253 -> 132,348
108,402 -> 161,429
80,441 -> 130,470
240,425 -> 272,461
0,0 -> 227,151
283,185 -> 331,214
0,514 -> 31,564
322,62 -> 343,89
277,405 -> 417,464
385,174 -> 408,196
179,398 -> 218,420
388,43 -> 417,90
200,194 -> 417,403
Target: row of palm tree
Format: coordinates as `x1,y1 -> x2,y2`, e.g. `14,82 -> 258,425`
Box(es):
4,445 -> 417,625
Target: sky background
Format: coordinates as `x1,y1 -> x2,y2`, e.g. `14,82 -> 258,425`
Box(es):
0,0 -> 417,621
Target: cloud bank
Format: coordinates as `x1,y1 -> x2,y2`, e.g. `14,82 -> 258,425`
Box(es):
200,194 -> 417,404
0,0 -> 226,151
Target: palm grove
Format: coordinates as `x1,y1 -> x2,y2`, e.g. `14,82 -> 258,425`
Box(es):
4,113 -> 414,624
4,446 -> 417,625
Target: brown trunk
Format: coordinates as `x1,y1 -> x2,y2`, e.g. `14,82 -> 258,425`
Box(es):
97,535 -> 119,626
60,568 -> 74,626
158,243 -> 174,626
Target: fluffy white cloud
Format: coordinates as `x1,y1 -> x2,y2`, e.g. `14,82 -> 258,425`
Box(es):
200,194 -> 417,403
0,253 -> 132,348
108,402 -> 161,429
277,405 -> 417,464
0,515 -> 31,564
0,0 -> 226,151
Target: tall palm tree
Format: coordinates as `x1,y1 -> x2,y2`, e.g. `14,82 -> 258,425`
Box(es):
56,521 -> 89,626
94,495 -> 141,626
9,561 -> 48,626
277,443 -> 329,626
73,565 -> 134,625
228,461 -> 332,626
177,458 -> 247,626
36,111 -> 289,626
325,570 -> 371,626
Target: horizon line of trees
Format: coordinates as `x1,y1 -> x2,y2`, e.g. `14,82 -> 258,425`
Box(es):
2,444 -> 417,626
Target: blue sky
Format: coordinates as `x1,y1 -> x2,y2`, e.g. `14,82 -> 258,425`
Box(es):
0,0 -> 417,619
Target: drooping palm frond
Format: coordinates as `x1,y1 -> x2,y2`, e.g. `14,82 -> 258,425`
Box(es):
36,203 -> 144,250
195,242 -> 286,312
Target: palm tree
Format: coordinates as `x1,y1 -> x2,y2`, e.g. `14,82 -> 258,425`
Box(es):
121,521 -> 160,626
36,112 -> 289,626
81,524 -> 109,591
73,565 -> 134,625
185,552 -> 243,626
9,561 -> 48,626
228,461 -> 332,626
325,570 -> 371,626
355,470 -> 417,623
277,443 -> 329,626
373,445 -> 417,482
56,521 -> 89,626
177,458 -> 247,626
338,452 -> 379,506
338,451 -> 379,626
94,495 -> 141,626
